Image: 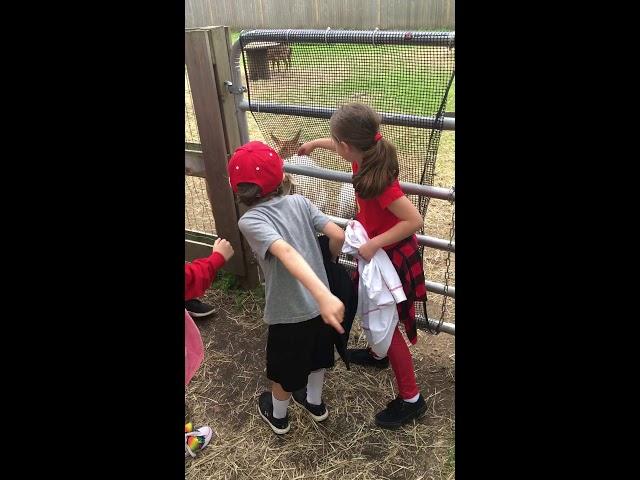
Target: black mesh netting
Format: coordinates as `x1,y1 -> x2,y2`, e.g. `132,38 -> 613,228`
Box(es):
239,29 -> 455,332
240,29 -> 454,220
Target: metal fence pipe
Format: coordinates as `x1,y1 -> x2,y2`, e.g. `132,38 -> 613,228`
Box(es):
238,100 -> 455,131
326,215 -> 455,253
416,316 -> 455,336
241,29 -> 455,47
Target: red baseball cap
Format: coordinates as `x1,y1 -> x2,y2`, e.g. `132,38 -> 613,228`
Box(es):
228,141 -> 284,196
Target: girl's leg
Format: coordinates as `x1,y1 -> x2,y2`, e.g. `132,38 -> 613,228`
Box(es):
386,326 -> 420,400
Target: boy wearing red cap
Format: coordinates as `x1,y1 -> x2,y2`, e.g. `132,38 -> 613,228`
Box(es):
228,141 -> 346,435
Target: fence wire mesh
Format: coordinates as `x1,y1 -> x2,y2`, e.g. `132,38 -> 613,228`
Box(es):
239,30 -> 455,329
240,30 -> 454,216
185,66 -> 216,237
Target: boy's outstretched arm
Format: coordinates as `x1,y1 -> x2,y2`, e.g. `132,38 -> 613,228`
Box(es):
322,221 -> 345,262
268,239 -> 345,333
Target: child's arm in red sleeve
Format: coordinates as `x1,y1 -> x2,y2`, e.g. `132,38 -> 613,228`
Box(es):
185,252 -> 226,300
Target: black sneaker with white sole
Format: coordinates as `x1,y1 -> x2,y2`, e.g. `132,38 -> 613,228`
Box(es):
257,392 -> 290,434
374,394 -> 427,429
292,388 -> 329,422
185,299 -> 216,318
348,348 -> 389,369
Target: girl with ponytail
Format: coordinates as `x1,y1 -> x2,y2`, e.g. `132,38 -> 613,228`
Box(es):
298,103 -> 429,428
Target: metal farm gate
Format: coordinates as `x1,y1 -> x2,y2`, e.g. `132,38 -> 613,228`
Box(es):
185,26 -> 455,334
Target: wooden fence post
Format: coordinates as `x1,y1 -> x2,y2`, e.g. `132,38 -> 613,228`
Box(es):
206,26 -> 260,289
185,29 -> 246,276
185,27 -> 260,288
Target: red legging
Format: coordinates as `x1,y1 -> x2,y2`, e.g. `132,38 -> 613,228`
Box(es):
386,326 -> 419,399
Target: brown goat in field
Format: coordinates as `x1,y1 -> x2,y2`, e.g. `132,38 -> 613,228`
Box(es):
267,43 -> 292,73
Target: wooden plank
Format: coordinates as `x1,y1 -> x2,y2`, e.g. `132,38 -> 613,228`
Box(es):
316,0 -> 378,29
208,26 -> 243,154
207,26 -> 260,289
261,0 -> 315,28
185,238 -> 216,263
185,0 -> 455,30
189,0 -> 208,29
380,0 -> 454,30
186,229 -> 216,244
185,0 -> 195,28
185,30 -> 246,276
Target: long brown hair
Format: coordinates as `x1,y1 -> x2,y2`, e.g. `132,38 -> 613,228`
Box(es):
330,103 -> 399,199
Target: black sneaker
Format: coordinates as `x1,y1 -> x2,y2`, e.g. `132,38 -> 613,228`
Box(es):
375,395 -> 427,429
185,299 -> 216,318
257,392 -> 290,434
292,388 -> 329,422
348,348 -> 389,369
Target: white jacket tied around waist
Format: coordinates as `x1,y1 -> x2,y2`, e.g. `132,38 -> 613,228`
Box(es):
342,220 -> 407,357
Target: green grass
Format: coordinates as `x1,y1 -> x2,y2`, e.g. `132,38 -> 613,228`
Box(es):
331,63 -> 454,116
230,29 -> 454,115
222,29 -> 454,150
211,270 -> 240,291
212,270 -> 265,310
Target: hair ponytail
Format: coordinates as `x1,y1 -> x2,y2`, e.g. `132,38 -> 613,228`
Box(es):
330,103 -> 399,199
352,138 -> 399,199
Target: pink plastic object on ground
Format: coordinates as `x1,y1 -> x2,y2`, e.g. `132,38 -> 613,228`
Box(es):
185,310 -> 204,385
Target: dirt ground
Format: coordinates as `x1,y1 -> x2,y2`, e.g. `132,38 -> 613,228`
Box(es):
186,285 -> 455,480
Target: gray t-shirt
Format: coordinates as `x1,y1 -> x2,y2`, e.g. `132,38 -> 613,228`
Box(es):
238,194 -> 331,325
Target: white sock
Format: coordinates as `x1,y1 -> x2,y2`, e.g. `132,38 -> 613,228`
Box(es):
306,369 -> 325,405
404,393 -> 420,403
272,393 -> 290,419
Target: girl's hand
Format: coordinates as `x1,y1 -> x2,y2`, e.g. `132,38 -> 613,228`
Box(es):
298,141 -> 316,156
358,240 -> 380,262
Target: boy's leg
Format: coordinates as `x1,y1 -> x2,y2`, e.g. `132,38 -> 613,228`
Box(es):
259,322 -> 310,434
306,368 -> 325,405
271,382 -> 291,419
291,318 -> 332,421
257,385 -> 291,435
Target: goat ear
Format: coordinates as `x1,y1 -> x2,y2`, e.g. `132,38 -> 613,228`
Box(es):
270,133 -> 280,145
292,129 -> 301,144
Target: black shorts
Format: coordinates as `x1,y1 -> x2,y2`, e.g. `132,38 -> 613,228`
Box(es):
266,315 -> 335,393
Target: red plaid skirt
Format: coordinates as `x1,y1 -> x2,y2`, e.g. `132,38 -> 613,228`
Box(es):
353,235 -> 427,344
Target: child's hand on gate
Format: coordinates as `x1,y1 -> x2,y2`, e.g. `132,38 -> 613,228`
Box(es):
297,141 -> 316,156
318,292 -> 345,334
213,238 -> 234,262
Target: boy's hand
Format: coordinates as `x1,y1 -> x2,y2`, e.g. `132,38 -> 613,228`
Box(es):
213,238 -> 234,262
297,141 -> 315,156
318,292 -> 345,334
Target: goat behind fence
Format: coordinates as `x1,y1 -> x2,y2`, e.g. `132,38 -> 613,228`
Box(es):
267,43 -> 292,72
